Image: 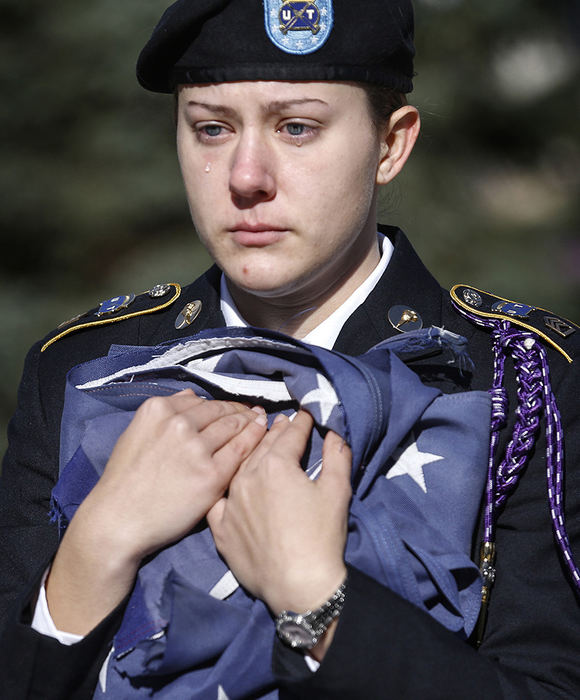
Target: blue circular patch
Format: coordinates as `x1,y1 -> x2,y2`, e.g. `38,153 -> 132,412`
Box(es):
264,0 -> 334,55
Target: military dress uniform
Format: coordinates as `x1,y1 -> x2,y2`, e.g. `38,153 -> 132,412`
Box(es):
2,0 -> 580,695
0,227 -> 579,699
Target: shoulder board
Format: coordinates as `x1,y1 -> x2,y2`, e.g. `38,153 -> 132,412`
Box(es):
450,284 -> 579,364
41,283 -> 182,353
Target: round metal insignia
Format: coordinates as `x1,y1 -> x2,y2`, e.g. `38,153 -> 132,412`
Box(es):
462,289 -> 482,308
149,283 -> 172,299
264,0 -> 334,55
387,305 -> 423,333
175,300 -> 203,330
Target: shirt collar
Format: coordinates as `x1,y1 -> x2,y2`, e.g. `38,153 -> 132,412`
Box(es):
220,233 -> 393,350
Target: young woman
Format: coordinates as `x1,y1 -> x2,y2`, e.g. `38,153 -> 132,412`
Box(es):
1,1 -> 579,698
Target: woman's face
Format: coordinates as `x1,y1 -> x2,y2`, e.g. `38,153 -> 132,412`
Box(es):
176,81 -> 387,309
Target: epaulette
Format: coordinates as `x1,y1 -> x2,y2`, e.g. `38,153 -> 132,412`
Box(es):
450,284 -> 578,363
450,283 -> 580,644
41,283 -> 182,353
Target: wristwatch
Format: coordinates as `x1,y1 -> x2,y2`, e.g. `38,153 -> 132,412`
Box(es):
275,578 -> 347,650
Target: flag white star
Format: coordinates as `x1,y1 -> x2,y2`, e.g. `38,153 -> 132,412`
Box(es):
386,438 -> 444,493
218,686 -> 230,700
300,372 -> 338,424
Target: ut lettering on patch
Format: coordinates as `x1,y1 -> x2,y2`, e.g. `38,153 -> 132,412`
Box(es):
264,0 -> 334,54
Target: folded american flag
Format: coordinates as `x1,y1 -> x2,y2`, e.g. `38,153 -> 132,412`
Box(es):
51,327 -> 491,699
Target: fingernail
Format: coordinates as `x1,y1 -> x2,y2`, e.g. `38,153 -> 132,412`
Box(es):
254,413 -> 268,426
251,405 -> 265,414
274,413 -> 287,424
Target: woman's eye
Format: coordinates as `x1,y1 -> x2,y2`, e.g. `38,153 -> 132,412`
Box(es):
194,123 -> 229,143
278,122 -> 317,142
286,123 -> 306,136
201,124 -> 223,137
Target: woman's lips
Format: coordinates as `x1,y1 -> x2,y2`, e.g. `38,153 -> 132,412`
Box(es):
228,225 -> 288,246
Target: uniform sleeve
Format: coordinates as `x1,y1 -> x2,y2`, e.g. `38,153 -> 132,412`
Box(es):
0,342 -> 61,627
274,566 -> 541,699
0,341 -> 127,698
0,570 -> 125,700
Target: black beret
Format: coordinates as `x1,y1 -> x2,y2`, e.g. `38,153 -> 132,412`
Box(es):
137,0 -> 415,94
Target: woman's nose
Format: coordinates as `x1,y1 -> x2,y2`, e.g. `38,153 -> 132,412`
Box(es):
229,132 -> 276,205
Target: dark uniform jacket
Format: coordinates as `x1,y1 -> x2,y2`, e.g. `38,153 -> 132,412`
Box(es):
1,227 -> 579,699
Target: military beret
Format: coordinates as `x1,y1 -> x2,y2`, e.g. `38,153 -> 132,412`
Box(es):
137,0 -> 415,94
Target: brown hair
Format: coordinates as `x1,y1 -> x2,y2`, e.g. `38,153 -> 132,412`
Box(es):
361,83 -> 408,129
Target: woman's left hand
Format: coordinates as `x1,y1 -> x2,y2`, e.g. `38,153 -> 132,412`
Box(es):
207,411 -> 352,618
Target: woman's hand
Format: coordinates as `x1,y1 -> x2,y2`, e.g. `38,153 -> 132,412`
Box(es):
207,411 -> 352,621
46,389 -> 267,634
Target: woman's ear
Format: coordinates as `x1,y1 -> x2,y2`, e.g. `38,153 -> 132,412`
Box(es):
376,106 -> 421,185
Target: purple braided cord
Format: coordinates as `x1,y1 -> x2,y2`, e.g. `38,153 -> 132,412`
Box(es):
539,347 -> 580,587
494,327 -> 544,509
483,327 -> 508,543
453,305 -> 580,593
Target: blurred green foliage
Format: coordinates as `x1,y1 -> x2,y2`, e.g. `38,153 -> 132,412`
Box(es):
1,0 -> 579,457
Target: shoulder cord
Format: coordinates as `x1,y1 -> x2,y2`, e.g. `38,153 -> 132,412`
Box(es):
453,309 -> 580,644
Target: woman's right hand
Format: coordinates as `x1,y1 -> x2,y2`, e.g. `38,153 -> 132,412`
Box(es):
46,389 -> 267,635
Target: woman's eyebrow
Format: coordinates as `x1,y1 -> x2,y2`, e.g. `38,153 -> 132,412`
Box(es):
186,98 -> 329,117
265,98 -> 329,113
186,101 -> 236,117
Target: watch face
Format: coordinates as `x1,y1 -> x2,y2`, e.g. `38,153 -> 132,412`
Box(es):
277,618 -> 316,649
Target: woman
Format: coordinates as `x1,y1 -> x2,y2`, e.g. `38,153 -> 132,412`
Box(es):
1,0 -> 579,698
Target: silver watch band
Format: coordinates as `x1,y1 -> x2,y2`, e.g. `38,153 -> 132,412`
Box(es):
275,577 -> 347,649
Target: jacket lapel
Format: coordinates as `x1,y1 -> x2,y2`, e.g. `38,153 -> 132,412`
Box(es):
334,227 -> 444,355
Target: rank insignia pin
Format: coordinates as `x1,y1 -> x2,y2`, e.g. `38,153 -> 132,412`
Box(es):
388,305 -> 423,333
95,294 -> 136,317
544,316 -> 576,339
175,300 -> 203,330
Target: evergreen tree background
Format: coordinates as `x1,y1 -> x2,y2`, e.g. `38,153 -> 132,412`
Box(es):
1,0 -> 579,457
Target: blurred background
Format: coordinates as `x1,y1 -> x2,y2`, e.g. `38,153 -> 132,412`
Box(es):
1,0 -> 579,457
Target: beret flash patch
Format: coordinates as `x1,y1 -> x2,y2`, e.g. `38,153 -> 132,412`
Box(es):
264,0 -> 334,55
